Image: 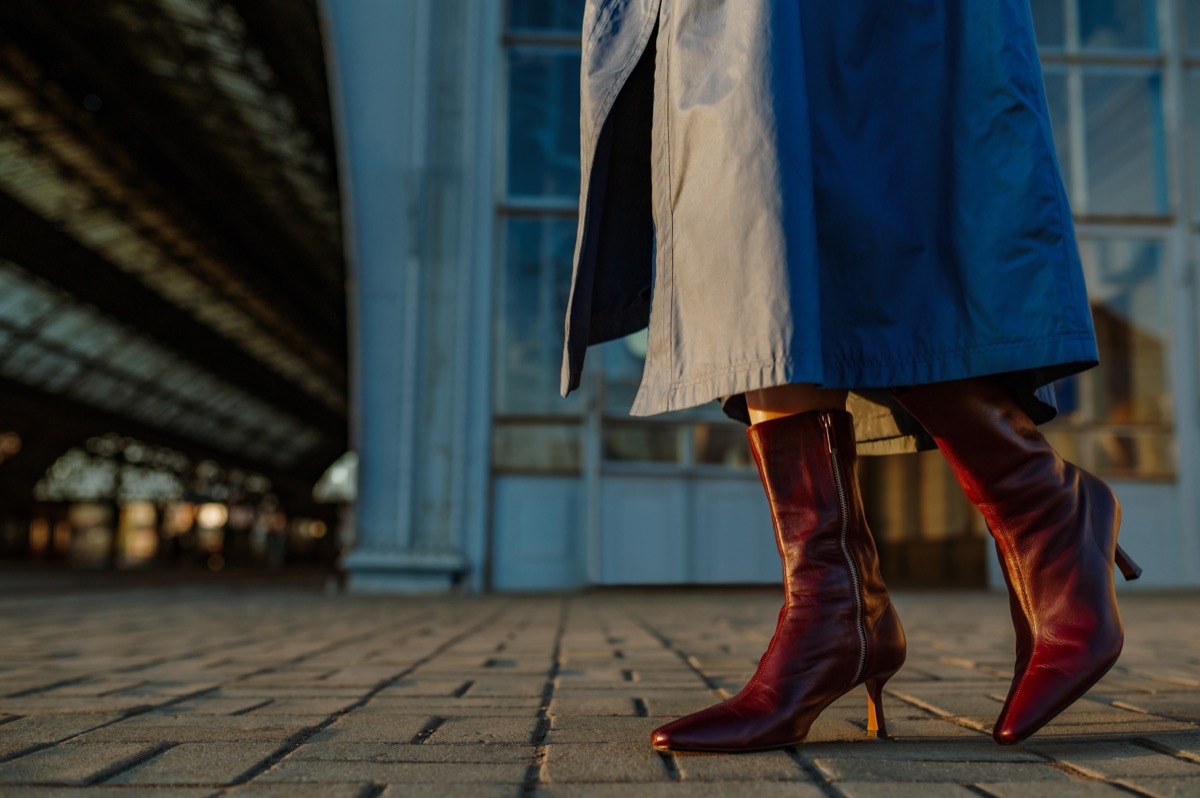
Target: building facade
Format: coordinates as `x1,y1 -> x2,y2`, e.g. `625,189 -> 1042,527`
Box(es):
324,0 -> 1200,591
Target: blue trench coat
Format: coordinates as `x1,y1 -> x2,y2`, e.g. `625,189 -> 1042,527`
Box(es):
560,0 -> 1098,453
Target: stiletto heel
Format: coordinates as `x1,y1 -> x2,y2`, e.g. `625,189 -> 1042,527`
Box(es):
1115,544 -> 1142,582
865,672 -> 896,738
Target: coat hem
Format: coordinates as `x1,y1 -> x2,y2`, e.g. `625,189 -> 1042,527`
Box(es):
628,332 -> 1098,418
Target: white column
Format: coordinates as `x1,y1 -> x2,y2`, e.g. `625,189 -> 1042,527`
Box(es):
321,0 -> 498,592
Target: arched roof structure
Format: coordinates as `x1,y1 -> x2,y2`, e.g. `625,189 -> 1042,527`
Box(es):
0,0 -> 347,512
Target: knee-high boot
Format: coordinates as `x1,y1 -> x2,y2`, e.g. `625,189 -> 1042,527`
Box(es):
893,378 -> 1141,745
650,409 -> 906,752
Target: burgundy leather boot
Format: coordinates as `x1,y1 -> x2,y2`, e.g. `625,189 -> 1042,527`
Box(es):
650,409 -> 906,752
893,377 -> 1141,745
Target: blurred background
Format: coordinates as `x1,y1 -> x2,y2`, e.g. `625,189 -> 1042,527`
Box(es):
0,0 -> 1196,592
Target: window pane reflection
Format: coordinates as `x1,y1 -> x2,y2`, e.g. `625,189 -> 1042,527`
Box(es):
602,422 -> 680,463
1030,0 -> 1065,49
508,0 -> 583,34
1090,430 -> 1174,478
1187,2 -> 1200,53
1041,68 -> 1072,190
1083,238 -> 1169,425
694,423 -> 752,468
507,48 -> 581,201
600,331 -> 647,414
1083,70 -> 1167,215
496,218 -> 582,415
1077,0 -> 1157,50
1188,70 -> 1200,222
1050,238 -> 1173,478
493,422 -> 581,472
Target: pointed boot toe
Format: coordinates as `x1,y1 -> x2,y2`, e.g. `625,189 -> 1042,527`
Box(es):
993,636 -> 1123,745
648,710 -> 722,752
992,722 -> 1021,746
992,690 -> 1066,746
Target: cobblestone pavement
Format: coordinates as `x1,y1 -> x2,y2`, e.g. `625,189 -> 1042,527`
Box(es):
0,584 -> 1198,797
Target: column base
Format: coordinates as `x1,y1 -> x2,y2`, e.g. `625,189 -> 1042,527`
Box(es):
341,549 -> 469,594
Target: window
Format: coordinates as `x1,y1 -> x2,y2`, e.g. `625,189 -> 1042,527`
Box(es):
493,0 -> 1189,480
1046,236 -> 1175,478
494,1 -> 586,473
1036,1 -> 1169,217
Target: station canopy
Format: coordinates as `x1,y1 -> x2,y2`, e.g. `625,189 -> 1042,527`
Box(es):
0,0 -> 348,511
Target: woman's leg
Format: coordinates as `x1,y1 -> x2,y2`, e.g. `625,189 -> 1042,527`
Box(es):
893,377 -> 1140,744
650,387 -> 904,752
745,384 -> 848,423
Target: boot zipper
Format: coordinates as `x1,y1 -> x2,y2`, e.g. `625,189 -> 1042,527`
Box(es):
822,412 -> 866,683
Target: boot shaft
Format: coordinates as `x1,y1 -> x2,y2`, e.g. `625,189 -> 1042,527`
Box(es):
893,378 -> 1072,520
746,410 -> 889,618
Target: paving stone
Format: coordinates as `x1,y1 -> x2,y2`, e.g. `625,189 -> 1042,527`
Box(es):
1026,718 -> 1198,738
463,675 -> 549,699
318,666 -> 410,687
672,749 -> 810,781
213,686 -> 366,698
536,782 -> 826,796
361,696 -> 539,716
424,715 -> 540,745
224,785 -> 366,798
244,697 -> 355,715
73,714 -> 318,744
838,785 -> 979,798
1117,777 -> 1200,797
885,686 -> 1006,719
289,740 -> 530,763
811,757 -> 1071,783
145,698 -> 270,715
802,738 -> 1040,762
548,695 -> 642,717
802,714 -> 882,744
458,658 -> 553,675
1,789 -> 217,797
0,697 -> 157,715
1139,730 -> 1200,762
1026,741 -> 1200,779
0,742 -> 158,785
1100,694 -> 1200,723
306,713 -> 435,743
107,741 -> 280,785
379,786 -> 520,798
636,696 -> 733,719
544,716 -> 662,744
376,678 -> 476,697
0,741 -> 36,759
979,781 -> 1133,797
879,718 -> 990,739
541,743 -> 671,783
557,668 -> 644,684
0,714 -> 121,745
257,758 -> 527,783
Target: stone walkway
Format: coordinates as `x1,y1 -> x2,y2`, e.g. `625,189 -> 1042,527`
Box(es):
0,583 -> 1198,796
